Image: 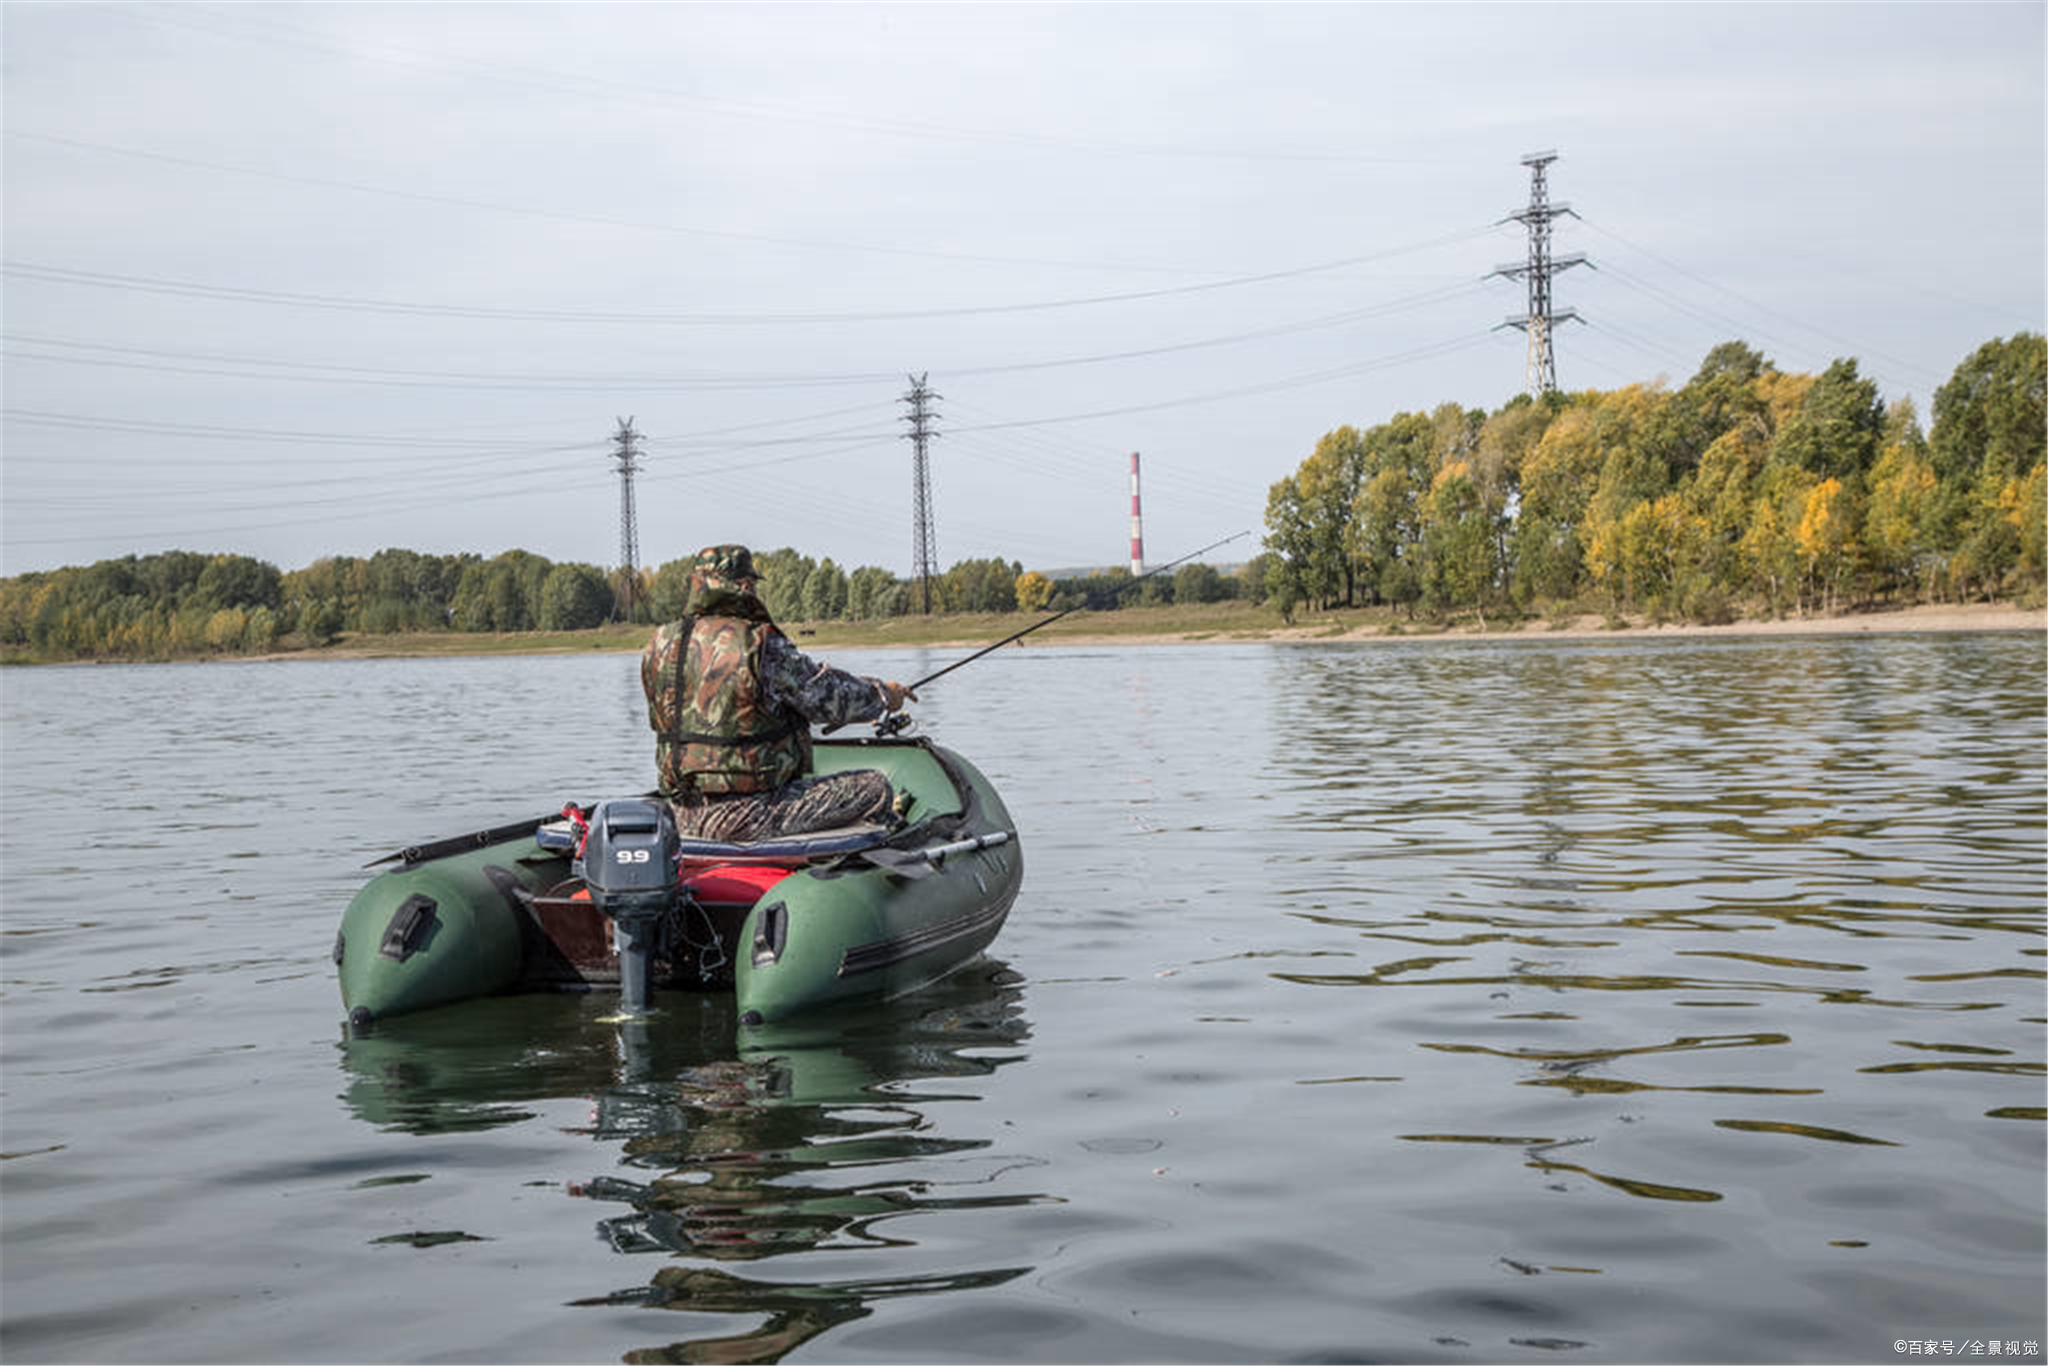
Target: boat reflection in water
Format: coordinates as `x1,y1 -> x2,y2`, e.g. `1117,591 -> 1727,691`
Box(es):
338,965 -> 1040,1362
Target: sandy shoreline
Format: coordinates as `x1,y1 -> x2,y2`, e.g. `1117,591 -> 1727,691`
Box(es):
1028,601 -> 2048,649
334,600 -> 2041,657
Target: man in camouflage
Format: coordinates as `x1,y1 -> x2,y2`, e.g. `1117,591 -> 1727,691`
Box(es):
641,545 -> 917,843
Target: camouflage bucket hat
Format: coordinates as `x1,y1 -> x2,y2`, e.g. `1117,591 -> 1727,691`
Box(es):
685,544 -> 766,616
692,544 -> 757,591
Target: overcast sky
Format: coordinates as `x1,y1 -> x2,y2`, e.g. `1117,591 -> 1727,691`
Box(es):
3,2 -> 2042,580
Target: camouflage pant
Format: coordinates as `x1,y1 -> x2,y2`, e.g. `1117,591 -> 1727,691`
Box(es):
670,769 -> 895,844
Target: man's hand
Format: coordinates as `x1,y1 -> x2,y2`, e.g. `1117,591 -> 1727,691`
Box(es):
879,681 -> 919,713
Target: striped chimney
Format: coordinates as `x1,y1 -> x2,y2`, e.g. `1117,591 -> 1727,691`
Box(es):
1128,450 -> 1145,576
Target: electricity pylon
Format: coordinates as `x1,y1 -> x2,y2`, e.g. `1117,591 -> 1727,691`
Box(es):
1490,150 -> 1589,395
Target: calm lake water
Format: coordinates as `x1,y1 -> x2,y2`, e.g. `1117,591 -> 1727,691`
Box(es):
2,633 -> 2043,1364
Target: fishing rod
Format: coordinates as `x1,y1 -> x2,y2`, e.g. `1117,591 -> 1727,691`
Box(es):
827,531 -> 1250,737
903,530 -> 1251,695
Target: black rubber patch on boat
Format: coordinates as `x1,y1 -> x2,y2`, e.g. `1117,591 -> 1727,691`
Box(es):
379,895 -> 438,962
838,895 -> 1011,978
752,901 -> 788,967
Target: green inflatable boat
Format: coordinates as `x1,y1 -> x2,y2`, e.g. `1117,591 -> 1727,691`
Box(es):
334,736 -> 1021,1028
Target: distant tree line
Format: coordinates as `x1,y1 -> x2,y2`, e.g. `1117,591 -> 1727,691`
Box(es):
0,538 -> 1267,662
9,333 -> 2031,662
0,546 -> 627,660
1261,334 -> 2046,624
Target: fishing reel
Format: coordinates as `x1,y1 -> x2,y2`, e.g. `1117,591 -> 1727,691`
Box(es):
823,710 -> 915,740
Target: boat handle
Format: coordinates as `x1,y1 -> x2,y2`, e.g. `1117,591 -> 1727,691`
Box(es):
916,830 -> 1012,867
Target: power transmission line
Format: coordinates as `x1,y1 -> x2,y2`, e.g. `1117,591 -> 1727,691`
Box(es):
106,6 -> 1455,168
1,408 -> 603,451
1,227 -> 1497,327
944,331 -> 1497,433
2,129 -> 1232,277
1576,238 -> 1938,392
2,276 -> 1491,393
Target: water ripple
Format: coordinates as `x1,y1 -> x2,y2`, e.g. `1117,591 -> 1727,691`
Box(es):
1,637 -> 2041,1363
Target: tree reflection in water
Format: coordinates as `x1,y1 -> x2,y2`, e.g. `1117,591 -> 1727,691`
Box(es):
338,965 -> 1040,1363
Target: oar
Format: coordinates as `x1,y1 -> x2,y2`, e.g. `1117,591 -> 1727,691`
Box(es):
365,807 -> 601,867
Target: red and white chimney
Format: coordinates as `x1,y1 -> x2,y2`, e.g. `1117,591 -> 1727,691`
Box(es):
1128,450 -> 1145,576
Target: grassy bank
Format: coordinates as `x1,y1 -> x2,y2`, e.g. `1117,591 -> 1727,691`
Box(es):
315,601 -> 1297,660
0,600 -> 1308,663
8,596 -> 2039,666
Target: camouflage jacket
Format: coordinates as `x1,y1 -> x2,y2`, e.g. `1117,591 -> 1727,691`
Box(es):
641,615 -> 888,799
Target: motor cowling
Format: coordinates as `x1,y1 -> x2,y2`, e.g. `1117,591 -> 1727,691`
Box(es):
572,798 -> 681,1012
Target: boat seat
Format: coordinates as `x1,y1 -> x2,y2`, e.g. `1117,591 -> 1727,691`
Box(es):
682,862 -> 793,905
676,821 -> 895,864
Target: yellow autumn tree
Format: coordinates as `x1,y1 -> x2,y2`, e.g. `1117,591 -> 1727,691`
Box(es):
1865,444 -> 1939,596
1740,485 -> 1807,617
1014,570 -> 1054,612
2021,465 -> 2046,590
2000,466 -> 2046,592
1795,476 -> 1859,613
1582,505 -> 1624,608
1640,494 -> 1713,621
203,607 -> 249,652
1511,402 -> 1605,603
1754,369 -> 1816,437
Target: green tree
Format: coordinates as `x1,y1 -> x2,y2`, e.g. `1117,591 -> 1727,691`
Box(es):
353,547 -> 461,630
242,606 -> 281,652
192,554 -> 283,613
1683,424 -> 1767,589
1473,395 -> 1554,584
649,557 -> 695,619
1287,425 -> 1369,606
1508,399 -> 1602,604
1679,342 -> 1772,442
1928,334 -> 2046,598
846,565 -> 904,619
754,547 -> 814,621
300,597 -> 345,645
449,550 -> 551,631
537,563 -> 614,630
1262,473 -> 1313,619
0,574 -> 41,646
1236,553 -> 1277,605
937,558 -> 1020,613
1771,358 -> 1883,481
1930,333 -> 2047,487
1172,561 -> 1228,604
1350,413 -> 1433,609
1418,461 -> 1496,623
801,558 -> 849,620
135,551 -> 210,610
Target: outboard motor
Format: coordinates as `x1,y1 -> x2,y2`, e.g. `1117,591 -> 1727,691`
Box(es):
573,798 -> 681,1013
